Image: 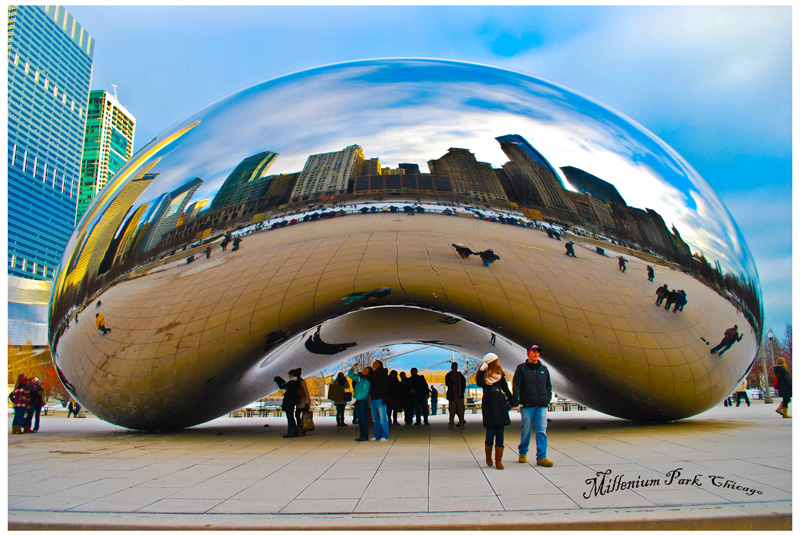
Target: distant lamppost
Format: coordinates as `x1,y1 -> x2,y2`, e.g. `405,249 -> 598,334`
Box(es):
760,331 -> 775,404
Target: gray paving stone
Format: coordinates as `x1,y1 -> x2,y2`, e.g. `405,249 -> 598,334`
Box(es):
7,402 -> 791,529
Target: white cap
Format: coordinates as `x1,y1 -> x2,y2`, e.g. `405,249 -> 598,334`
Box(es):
482,352 -> 499,364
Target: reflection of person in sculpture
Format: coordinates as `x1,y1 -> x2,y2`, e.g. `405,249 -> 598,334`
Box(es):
95,313 -> 110,335
710,325 -> 743,356
479,249 -> 500,267
646,265 -> 655,281
564,242 -> 577,257
451,243 -> 476,259
618,256 -> 627,272
304,326 -> 357,355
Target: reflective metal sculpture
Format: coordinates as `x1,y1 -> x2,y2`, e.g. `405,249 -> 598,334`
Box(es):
49,59 -> 762,430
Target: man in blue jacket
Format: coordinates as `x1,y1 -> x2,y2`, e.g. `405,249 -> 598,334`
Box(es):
512,344 -> 554,467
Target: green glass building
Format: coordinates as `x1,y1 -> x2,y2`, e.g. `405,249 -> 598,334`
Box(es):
76,90 -> 136,222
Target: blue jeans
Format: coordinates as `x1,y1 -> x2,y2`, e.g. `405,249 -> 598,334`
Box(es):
26,404 -> 42,431
354,399 -> 369,439
519,406 -> 548,460
371,399 -> 389,440
12,407 -> 27,427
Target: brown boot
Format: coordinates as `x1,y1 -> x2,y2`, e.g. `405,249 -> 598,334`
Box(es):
485,444 -> 493,467
11,425 -> 20,434
495,446 -> 504,470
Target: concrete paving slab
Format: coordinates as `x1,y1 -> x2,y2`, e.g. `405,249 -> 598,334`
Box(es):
7,402 -> 791,529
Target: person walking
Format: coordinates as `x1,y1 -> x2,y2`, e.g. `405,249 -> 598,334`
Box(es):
774,357 -> 792,418
476,353 -> 517,470
646,265 -> 655,281
618,256 -> 627,272
327,372 -> 349,426
348,366 -> 372,441
369,360 -> 390,441
734,379 -> 750,407
430,385 -> 439,416
26,377 -> 45,432
513,344 -> 554,467
710,325 -> 743,356
67,399 -> 82,418
565,242 -> 577,258
445,362 -> 467,428
204,246 -> 212,259
9,375 -> 30,434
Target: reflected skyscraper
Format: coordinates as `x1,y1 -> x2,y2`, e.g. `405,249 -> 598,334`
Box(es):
427,148 -> 508,205
8,5 -> 94,281
560,166 -> 626,207
209,151 -> 278,211
76,90 -> 136,222
139,178 -> 203,253
290,145 -> 365,202
496,134 -> 574,217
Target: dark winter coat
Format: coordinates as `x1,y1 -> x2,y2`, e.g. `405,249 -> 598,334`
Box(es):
774,365 -> 792,398
476,370 -> 517,427
29,384 -> 44,406
409,374 -> 429,402
275,376 -> 300,412
445,370 -> 466,400
370,367 -> 389,400
512,361 -> 552,407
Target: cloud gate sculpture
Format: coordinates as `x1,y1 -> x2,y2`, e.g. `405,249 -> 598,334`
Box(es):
49,59 -> 762,430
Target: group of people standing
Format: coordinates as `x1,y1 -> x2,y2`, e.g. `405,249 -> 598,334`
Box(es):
8,374 -> 45,434
655,284 -> 688,313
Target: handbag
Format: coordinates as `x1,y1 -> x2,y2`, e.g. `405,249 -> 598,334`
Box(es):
773,376 -> 779,389
343,391 -> 353,402
301,410 -> 315,432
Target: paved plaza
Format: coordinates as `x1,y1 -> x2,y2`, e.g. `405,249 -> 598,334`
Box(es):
8,401 -> 791,530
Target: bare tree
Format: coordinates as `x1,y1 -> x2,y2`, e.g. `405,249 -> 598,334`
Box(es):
344,346 -> 394,374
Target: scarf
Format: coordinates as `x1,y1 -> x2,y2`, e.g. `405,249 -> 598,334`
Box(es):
484,372 -> 502,385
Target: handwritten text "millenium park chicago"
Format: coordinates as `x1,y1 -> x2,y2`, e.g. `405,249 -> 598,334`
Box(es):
583,468 -> 764,499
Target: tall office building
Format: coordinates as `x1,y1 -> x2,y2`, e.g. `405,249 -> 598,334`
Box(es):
496,135 -> 574,214
76,89 -> 136,222
290,145 -> 364,202
209,150 -> 278,211
8,5 -> 94,281
139,178 -> 203,253
427,148 -> 508,205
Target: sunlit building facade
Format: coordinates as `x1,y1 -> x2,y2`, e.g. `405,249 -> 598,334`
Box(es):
8,5 -> 94,281
76,90 -> 136,222
290,145 -> 365,202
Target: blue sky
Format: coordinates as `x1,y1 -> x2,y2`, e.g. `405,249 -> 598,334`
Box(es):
65,5 -> 792,353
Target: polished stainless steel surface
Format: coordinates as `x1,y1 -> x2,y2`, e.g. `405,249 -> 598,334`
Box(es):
49,59 -> 762,429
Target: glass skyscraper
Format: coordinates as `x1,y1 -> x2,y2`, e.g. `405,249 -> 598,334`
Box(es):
8,5 -> 94,281
76,90 -> 136,222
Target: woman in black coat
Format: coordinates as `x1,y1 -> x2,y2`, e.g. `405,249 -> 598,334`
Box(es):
476,352 -> 517,470
774,357 -> 792,418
